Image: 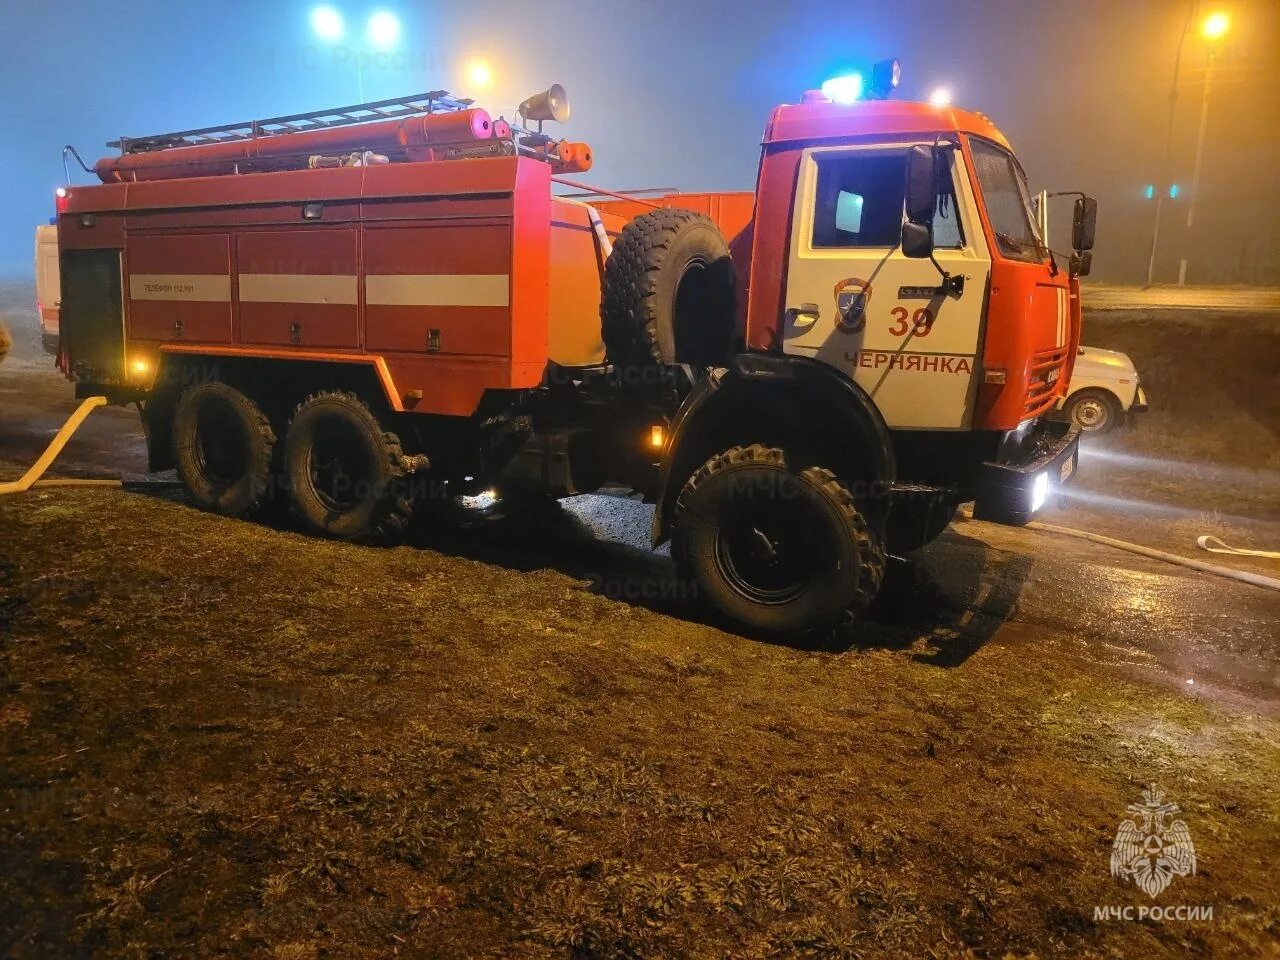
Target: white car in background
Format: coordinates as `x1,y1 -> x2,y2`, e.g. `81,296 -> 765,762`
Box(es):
1057,346 -> 1148,433
36,223 -> 61,355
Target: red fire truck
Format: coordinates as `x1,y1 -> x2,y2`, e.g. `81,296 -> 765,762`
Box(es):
55,66 -> 1090,637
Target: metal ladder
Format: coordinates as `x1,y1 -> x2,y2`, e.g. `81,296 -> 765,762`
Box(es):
108,90 -> 476,154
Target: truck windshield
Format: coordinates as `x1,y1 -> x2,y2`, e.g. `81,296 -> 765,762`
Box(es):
969,139 -> 1044,264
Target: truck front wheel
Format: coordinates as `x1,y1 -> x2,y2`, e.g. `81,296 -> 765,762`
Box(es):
283,391 -> 413,541
171,381 -> 276,518
672,445 -> 885,638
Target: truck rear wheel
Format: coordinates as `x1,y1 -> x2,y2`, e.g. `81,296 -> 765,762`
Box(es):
283,391 -> 413,541
171,381 -> 276,518
601,208 -> 736,371
672,445 -> 885,638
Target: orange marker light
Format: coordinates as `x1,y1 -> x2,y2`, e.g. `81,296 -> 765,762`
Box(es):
649,425 -> 666,450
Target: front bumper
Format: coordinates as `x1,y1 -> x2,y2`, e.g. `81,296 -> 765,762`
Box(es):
1130,384 -> 1148,414
973,419 -> 1080,525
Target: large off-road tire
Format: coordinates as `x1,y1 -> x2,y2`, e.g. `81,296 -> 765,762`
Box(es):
283,391 -> 413,541
171,381 -> 276,517
601,208 -> 736,371
672,445 -> 885,638
1063,388 -> 1122,434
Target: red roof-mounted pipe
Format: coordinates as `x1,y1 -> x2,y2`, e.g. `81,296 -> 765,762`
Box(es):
95,108 -> 494,182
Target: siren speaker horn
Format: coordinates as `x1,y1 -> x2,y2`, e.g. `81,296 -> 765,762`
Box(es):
518,84 -> 570,124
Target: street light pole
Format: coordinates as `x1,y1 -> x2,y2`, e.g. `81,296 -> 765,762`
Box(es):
1144,0 -> 1198,288
1178,45 -> 1217,285
1176,9 -> 1229,285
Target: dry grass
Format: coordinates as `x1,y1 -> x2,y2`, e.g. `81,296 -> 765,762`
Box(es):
1082,308 -> 1280,472
2,489 -> 1278,958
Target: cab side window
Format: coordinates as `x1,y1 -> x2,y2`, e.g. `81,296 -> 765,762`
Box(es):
812,151 -> 964,250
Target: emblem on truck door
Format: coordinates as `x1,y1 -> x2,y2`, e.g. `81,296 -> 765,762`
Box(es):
833,278 -> 871,334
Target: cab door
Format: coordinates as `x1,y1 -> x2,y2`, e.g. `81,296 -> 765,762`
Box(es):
782,144 -> 991,429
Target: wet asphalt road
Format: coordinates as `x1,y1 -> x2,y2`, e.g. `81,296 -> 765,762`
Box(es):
3,295 -> 1278,715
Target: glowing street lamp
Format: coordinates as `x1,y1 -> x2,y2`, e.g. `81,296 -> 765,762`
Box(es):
928,86 -> 953,107
466,59 -> 494,93
366,11 -> 401,50
309,5 -> 345,41
309,7 -> 402,101
1200,10 -> 1229,41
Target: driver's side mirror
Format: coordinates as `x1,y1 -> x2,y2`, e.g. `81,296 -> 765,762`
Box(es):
902,144 -> 938,259
1072,196 -> 1097,252
902,222 -> 933,259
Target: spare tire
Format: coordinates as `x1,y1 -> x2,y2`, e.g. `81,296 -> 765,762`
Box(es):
601,208 -> 736,370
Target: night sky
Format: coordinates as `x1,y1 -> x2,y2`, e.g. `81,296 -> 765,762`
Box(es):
1,0 -> 1276,283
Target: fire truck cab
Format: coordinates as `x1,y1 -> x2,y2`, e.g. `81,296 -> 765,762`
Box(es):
54,71 -> 1091,638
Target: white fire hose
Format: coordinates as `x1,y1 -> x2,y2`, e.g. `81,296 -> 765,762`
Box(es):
1195,535 -> 1280,561
1025,520 -> 1280,592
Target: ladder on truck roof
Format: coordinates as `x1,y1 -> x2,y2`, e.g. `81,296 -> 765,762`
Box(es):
108,91 -> 476,154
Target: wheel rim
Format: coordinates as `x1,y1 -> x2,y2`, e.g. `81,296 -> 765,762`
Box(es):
306,414 -> 372,512
713,490 -> 833,606
194,399 -> 249,485
1073,397 -> 1109,431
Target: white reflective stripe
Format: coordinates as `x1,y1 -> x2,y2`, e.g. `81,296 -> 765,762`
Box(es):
130,274 -> 230,302
1055,288 -> 1061,346
1064,288 -> 1071,346
366,274 -> 510,307
1057,288 -> 1062,346
1057,287 -> 1068,347
239,273 -> 358,305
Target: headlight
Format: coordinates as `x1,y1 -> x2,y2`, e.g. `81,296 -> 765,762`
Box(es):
1030,472 -> 1049,513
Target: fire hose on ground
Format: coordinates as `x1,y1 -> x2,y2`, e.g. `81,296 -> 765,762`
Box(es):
2,397 -> 1278,593
0,396 -> 180,496
1024,520 -> 1280,593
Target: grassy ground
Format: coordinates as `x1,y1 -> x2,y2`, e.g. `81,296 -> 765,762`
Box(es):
1080,308 -> 1280,474
2,490 -> 1278,958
